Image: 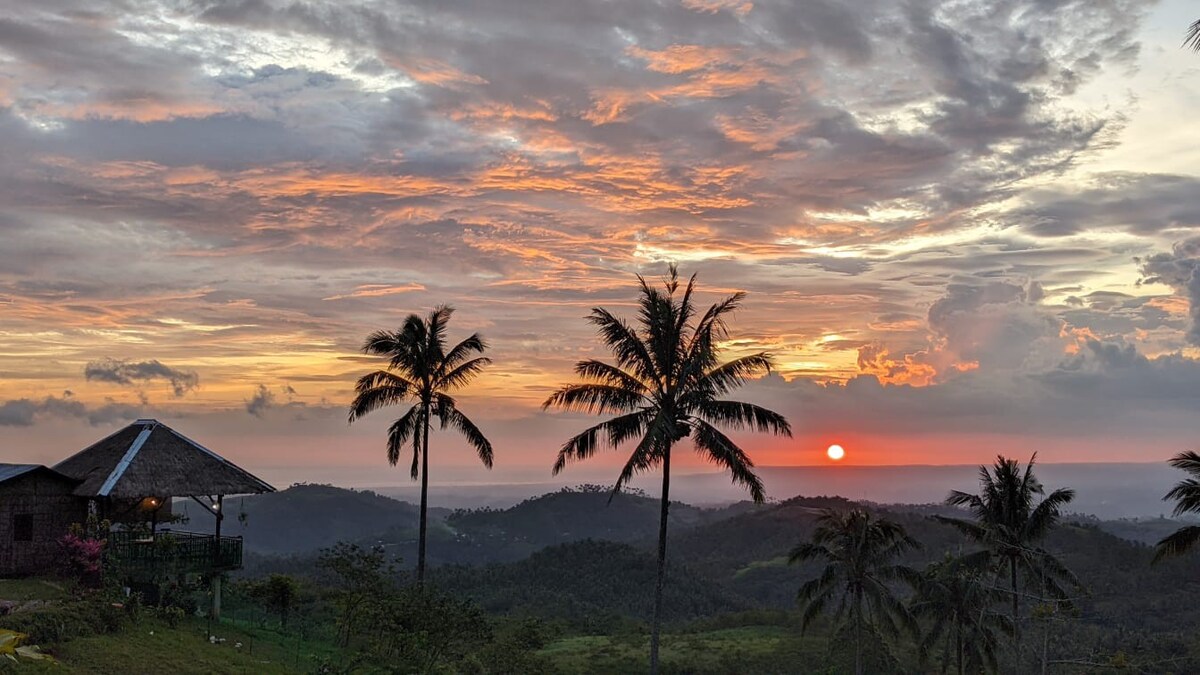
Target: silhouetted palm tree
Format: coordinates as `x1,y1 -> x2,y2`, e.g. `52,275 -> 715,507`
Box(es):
937,454 -> 1078,672
911,553 -> 1012,675
349,306 -> 493,583
544,265 -> 791,674
790,508 -> 921,675
1153,451 -> 1200,562
1186,19 -> 1200,51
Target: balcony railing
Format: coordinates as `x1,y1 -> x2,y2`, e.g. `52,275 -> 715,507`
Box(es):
107,529 -> 243,575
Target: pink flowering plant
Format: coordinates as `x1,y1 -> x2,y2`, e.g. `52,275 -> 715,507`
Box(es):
59,532 -> 106,588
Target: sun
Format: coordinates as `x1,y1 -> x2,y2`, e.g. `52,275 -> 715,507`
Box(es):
826,444 -> 845,461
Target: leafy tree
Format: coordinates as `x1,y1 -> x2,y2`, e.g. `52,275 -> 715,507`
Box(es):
937,454 -> 1079,672
543,265 -> 791,674
349,305 -> 493,583
1153,451 -> 1200,562
363,585 -> 493,674
317,542 -> 395,647
790,508 -> 920,675
911,553 -> 1012,675
1187,19 -> 1199,51
248,574 -> 299,629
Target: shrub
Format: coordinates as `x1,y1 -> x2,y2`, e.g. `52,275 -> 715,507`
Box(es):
0,598 -> 125,644
58,533 -> 105,589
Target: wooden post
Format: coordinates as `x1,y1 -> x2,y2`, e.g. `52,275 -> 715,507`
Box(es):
211,495 -> 224,621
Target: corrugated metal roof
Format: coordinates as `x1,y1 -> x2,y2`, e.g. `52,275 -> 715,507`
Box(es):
0,463 -> 40,484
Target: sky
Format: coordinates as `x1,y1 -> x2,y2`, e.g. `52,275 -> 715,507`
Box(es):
1,0 -> 1199,490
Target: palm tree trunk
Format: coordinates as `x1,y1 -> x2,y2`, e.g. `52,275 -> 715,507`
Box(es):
956,618 -> 963,675
649,443 -> 672,675
417,407 -> 431,584
1010,557 -> 1020,674
854,595 -> 863,675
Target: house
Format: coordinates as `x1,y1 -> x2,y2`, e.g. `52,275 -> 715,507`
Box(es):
0,464 -> 87,576
2,419 -> 274,617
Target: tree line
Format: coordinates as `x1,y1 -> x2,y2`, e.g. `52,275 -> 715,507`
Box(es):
348,265 -> 1200,674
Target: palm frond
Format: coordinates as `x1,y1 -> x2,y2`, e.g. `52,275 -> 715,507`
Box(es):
551,411 -> 652,475
348,370 -> 415,422
384,405 -> 421,469
573,359 -> 650,393
1023,487 -> 1074,540
435,395 -> 494,469
612,416 -> 670,496
439,333 -> 487,372
587,307 -> 660,386
1186,19 -> 1200,51
1153,525 -> 1200,563
691,420 -> 765,502
691,353 -> 774,396
542,383 -> 646,414
695,399 -> 792,437
437,356 -> 492,391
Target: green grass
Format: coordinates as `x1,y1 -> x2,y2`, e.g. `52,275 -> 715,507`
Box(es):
6,616 -> 342,674
541,625 -> 836,674
0,578 -> 68,602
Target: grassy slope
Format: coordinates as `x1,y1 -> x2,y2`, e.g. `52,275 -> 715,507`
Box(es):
8,617 -> 339,674
541,626 -> 836,675
0,579 -> 67,602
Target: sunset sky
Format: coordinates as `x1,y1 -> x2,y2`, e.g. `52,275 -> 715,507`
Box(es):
2,0 -> 1199,488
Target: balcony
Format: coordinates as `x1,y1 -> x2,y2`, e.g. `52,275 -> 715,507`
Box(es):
107,529 -> 243,576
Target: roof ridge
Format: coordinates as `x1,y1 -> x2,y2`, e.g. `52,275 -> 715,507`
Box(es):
97,420 -> 158,497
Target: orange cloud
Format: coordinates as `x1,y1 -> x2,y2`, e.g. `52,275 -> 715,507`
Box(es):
681,0 -> 753,17
322,284 -> 426,301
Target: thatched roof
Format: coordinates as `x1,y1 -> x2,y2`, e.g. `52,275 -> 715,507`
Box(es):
54,419 -> 275,499
0,463 -> 78,486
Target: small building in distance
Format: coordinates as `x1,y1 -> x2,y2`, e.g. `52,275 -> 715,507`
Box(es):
0,464 -> 88,576
1,419 -> 274,618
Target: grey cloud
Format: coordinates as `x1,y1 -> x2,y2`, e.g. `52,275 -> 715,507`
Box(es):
0,393 -> 140,427
1017,174 -> 1200,237
244,384 -> 276,418
84,358 -> 200,397
1138,238 -> 1200,345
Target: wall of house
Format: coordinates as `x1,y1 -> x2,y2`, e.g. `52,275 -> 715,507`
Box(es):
0,472 -> 88,577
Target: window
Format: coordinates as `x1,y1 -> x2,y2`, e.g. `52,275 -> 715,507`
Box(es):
13,514 -> 33,542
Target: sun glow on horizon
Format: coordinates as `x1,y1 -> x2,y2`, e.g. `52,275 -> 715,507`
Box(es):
826,444 -> 845,461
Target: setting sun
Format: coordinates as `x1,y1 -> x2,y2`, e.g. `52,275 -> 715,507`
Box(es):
826,444 -> 846,461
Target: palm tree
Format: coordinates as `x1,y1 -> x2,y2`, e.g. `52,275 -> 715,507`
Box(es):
348,305 -> 493,583
790,509 -> 921,675
1152,451 -> 1200,562
911,553 -> 1012,675
543,265 -> 791,674
937,454 -> 1078,672
1186,19 -> 1200,51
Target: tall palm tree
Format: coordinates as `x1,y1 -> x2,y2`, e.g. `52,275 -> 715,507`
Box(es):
544,265 -> 791,674
1186,19 -> 1200,51
790,508 -> 921,675
911,553 -> 1012,675
348,305 -> 493,583
937,454 -> 1078,672
1152,451 -> 1200,562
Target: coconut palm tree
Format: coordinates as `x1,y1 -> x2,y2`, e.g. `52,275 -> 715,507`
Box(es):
937,454 -> 1078,672
348,305 -> 493,583
544,265 -> 791,674
1152,451 -> 1200,562
1186,19 -> 1200,51
911,553 -> 1012,675
790,508 -> 921,675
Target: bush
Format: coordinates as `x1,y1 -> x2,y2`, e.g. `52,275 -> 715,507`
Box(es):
156,606 -> 186,628
0,598 -> 126,644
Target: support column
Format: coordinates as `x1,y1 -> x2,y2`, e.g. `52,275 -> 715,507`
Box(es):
211,495 -> 224,621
